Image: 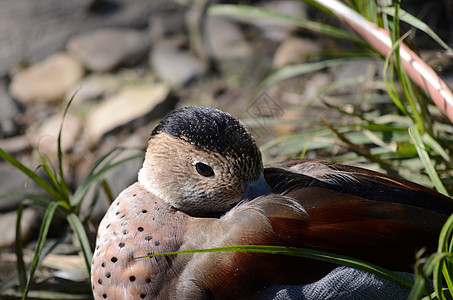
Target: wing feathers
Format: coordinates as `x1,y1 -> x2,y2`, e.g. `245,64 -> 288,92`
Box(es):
265,160 -> 453,214
181,159 -> 453,298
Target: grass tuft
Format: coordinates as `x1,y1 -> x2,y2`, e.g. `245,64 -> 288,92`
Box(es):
0,94 -> 143,299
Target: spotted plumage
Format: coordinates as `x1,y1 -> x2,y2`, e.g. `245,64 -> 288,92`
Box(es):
92,106 -> 453,299
92,183 -> 185,299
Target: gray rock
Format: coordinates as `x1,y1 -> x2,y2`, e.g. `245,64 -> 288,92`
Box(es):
149,13 -> 186,40
254,1 -> 308,42
0,135 -> 31,155
85,83 -> 171,146
0,161 -> 44,212
273,37 -> 320,68
9,53 -> 84,104
0,0 -> 178,77
203,16 -> 252,60
67,28 -> 150,72
0,208 -> 38,248
0,83 -> 20,137
333,59 -> 382,93
33,112 -> 82,154
65,73 -> 122,104
150,43 -> 208,86
301,72 -> 333,104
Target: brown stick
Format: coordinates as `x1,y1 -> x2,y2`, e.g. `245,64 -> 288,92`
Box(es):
315,0 -> 453,124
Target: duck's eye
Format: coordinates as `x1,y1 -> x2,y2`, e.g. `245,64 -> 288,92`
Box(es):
195,162 -> 215,177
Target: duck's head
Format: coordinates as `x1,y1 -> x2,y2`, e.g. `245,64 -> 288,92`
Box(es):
138,106 -> 270,216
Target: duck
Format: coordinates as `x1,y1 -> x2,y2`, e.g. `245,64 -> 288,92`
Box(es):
91,106 -> 453,299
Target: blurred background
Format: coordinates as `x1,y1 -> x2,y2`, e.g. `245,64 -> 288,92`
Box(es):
0,0 -> 452,298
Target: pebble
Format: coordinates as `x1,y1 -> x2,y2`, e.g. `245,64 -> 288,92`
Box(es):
254,1 -> 308,42
149,13 -> 186,40
0,135 -> 31,155
301,72 -> 333,102
67,28 -> 150,72
33,112 -> 82,154
0,83 -> 20,137
150,43 -> 208,86
0,161 -> 44,212
333,59 -> 381,93
203,16 -> 252,60
9,53 -> 84,104
273,37 -> 320,68
85,83 -> 171,146
65,73 -> 122,104
0,208 -> 38,248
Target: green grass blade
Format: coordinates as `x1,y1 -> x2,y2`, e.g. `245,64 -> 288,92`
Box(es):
56,93 -> 78,204
76,147 -> 137,187
295,49 -> 379,61
307,76 -> 367,104
0,193 -> 70,212
431,253 -> 452,300
259,128 -> 332,152
0,148 -> 60,200
259,58 -> 349,90
396,55 -> 426,132
321,118 -> 394,168
22,202 -> 59,300
67,213 -> 93,275
15,204 -> 27,291
433,257 -> 447,300
37,152 -> 65,200
389,3 -> 426,132
323,102 -> 409,132
72,152 -> 142,207
2,290 -> 93,299
438,214 -> 453,298
143,245 -> 413,289
382,32 -> 414,119
409,260 -> 431,299
380,7 -> 453,52
84,148 -> 122,178
80,181 -> 103,222
390,0 -> 400,43
409,125 -> 449,196
411,252 -> 453,299
102,179 -> 114,204
81,147 -> 140,189
442,263 -> 453,298
422,133 -> 452,164
209,4 -> 368,46
2,221 -> 71,293
383,54 -> 409,115
438,213 -> 453,256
